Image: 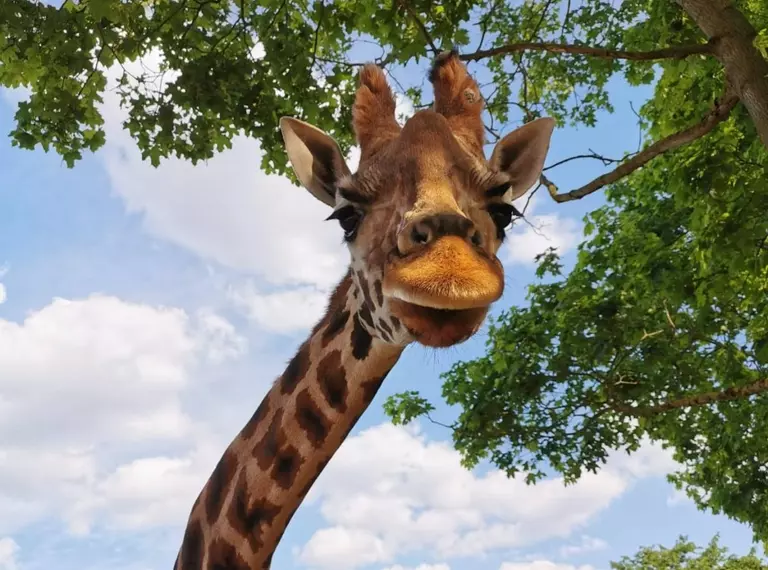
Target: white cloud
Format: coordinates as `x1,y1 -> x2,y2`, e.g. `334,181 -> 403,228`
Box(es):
500,562 -> 595,570
0,264 -> 7,305
347,146 -> 361,171
73,435 -> 228,533
194,308 -> 247,362
298,423 -> 675,570
0,538 -> 18,570
667,488 -> 693,507
0,295 -> 197,444
300,527 -> 391,570
0,295 -> 245,535
383,565 -> 451,570
558,535 -> 608,557
228,283 -> 330,334
0,86 -> 30,106
97,52 -> 348,291
395,93 -> 416,125
504,214 -> 583,265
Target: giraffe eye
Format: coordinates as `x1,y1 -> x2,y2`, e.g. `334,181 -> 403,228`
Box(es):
326,205 -> 364,241
487,203 -> 521,239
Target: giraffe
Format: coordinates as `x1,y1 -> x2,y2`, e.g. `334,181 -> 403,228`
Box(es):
174,50 -> 555,570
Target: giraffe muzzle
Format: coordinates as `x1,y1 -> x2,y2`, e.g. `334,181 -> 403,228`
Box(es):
382,235 -> 504,311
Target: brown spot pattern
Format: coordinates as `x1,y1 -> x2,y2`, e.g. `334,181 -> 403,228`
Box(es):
322,309 -> 350,347
177,518 -> 204,570
189,490 -> 202,516
351,314 -> 373,360
298,458 -> 330,499
378,318 -> 393,337
361,374 -> 388,404
373,280 -> 384,306
205,449 -> 238,524
226,469 -> 280,553
341,408 -> 370,444
280,341 -> 310,395
252,409 -> 285,470
295,388 -> 331,447
316,350 -> 348,412
359,304 -> 375,328
241,395 -> 271,440
356,270 -> 378,314
207,537 -> 251,570
271,443 -> 304,490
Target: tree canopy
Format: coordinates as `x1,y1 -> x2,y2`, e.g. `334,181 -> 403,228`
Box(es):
4,0 -> 768,551
610,536 -> 765,569
381,0 -> 768,548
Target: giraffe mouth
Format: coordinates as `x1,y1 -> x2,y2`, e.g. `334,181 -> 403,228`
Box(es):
387,299 -> 488,348
382,235 -> 504,311
382,235 -> 502,347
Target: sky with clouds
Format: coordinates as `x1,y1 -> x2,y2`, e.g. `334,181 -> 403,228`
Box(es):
0,22 -> 763,570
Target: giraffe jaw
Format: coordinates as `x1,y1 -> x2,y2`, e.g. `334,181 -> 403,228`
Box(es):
381,235 -> 503,347
387,298 -> 488,348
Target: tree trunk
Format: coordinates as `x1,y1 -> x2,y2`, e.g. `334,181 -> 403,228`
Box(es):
677,0 -> 768,149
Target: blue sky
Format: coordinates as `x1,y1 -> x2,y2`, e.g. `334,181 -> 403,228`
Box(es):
0,27 -> 762,570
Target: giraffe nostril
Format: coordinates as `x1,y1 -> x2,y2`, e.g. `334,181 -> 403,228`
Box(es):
471,231 -> 482,247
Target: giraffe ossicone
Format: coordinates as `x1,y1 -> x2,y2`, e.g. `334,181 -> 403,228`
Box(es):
174,51 -> 555,570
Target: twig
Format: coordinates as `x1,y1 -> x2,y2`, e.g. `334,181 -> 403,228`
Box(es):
522,183 -> 540,214
543,152 -> 624,171
398,0 -> 439,54
663,300 -> 677,333
460,41 -> 714,62
309,2 -> 324,70
640,329 -> 664,340
612,378 -> 768,416
475,0 -> 504,53
544,91 -> 740,203
76,45 -> 105,99
315,56 -> 367,67
528,0 -> 556,42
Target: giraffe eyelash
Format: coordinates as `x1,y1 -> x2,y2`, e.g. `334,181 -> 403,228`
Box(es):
485,182 -> 512,198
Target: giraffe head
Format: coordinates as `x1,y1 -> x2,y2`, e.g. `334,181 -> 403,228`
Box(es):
280,51 -> 554,348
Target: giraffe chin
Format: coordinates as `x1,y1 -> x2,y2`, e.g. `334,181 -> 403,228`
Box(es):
388,298 -> 488,348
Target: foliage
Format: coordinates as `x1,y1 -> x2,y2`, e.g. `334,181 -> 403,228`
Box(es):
380,0 -> 768,550
4,0 -> 768,550
2,0 -> 746,168
611,536 -> 765,569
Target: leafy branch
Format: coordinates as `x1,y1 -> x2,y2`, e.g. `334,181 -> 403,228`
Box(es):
542,91 -> 740,203
397,0 -> 439,54
611,378 -> 768,416
460,40 -> 715,62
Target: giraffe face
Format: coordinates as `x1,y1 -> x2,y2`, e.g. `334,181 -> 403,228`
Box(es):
281,52 -> 555,348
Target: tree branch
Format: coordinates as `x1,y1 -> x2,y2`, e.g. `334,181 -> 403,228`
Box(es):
544,91 -> 740,203
460,41 -> 714,62
612,378 -> 768,416
677,0 -> 768,149
398,0 -> 438,54
309,2 -> 324,71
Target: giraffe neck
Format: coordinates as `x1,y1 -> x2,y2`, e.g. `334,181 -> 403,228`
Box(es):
175,271 -> 406,570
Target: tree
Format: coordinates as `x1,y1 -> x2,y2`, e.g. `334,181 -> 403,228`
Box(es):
387,0 -> 768,539
1,0 -> 767,169
4,0 -> 768,549
610,536 -> 765,569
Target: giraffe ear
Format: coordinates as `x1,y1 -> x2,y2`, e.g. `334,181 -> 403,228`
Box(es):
490,117 -> 556,200
280,117 -> 351,207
